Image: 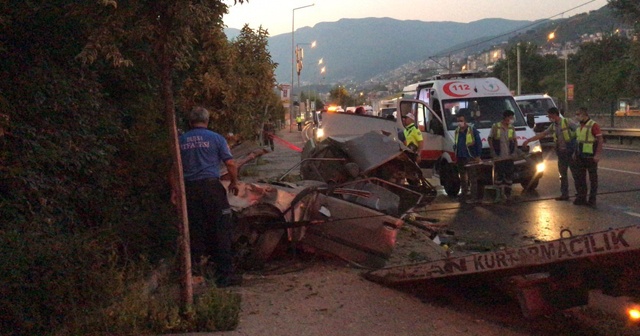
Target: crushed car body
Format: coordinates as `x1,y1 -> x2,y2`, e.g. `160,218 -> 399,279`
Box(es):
223,131 -> 439,269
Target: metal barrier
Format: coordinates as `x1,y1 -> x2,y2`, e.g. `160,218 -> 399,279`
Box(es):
601,127 -> 640,145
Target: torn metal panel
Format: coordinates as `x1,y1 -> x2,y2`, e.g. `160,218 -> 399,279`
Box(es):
301,131 -> 437,203
222,175 -> 434,268
315,112 -> 401,142
217,131 -> 438,269
292,178 -> 426,268
335,131 -> 405,173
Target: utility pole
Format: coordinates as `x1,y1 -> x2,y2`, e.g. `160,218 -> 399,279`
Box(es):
516,43 -> 521,96
290,3 -> 314,132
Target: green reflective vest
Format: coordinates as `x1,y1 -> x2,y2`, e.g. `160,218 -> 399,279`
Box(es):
550,117 -> 575,143
454,125 -> 475,153
576,119 -> 596,156
492,122 -> 515,139
490,122 -> 516,156
403,123 -> 423,150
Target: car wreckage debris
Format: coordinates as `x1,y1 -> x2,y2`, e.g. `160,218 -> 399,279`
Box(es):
223,131 -> 440,269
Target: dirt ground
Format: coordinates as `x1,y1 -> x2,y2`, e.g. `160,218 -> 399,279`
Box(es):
196,129 -> 530,336
174,128 -> 635,335
215,258 -> 530,336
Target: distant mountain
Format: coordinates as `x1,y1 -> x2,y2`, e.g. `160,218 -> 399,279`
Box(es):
265,17 -> 532,84
225,27 -> 241,40
224,5 -> 617,87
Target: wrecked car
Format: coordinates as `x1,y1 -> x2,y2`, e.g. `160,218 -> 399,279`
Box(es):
223,131 -> 438,269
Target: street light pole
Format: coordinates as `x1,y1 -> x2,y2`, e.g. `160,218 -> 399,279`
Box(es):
290,3 -> 314,132
548,31 -> 569,113
564,47 -> 568,113
296,41 -> 316,119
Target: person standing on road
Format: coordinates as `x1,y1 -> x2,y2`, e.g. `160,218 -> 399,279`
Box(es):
263,118 -> 275,151
453,114 -> 482,203
488,110 -> 518,202
296,114 -> 303,131
573,107 -> 603,207
401,112 -> 423,163
522,107 -> 577,201
170,106 -> 242,288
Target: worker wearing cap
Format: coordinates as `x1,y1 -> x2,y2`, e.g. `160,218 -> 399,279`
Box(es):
401,112 -> 423,162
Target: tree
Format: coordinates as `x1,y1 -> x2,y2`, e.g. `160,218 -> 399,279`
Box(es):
329,86 -> 354,107
492,43 -> 559,94
571,35 -> 634,113
608,0 -> 640,30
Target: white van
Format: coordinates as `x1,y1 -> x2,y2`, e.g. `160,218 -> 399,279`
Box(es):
401,73 -> 545,196
514,94 -> 559,145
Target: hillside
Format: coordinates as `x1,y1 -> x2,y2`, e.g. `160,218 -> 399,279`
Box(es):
265,17 -> 532,84
223,4 -> 622,87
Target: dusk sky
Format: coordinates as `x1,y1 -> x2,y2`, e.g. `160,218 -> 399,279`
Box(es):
222,0 -> 609,36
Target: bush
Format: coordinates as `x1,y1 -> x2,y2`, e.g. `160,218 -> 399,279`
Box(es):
89,271 -> 241,335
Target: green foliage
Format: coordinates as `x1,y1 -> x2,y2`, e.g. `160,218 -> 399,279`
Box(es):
571,35 -> 635,112
178,24 -> 284,140
0,228 -> 137,335
493,34 -> 639,114
493,43 -> 556,94
79,269 -> 241,334
608,0 -> 640,30
1,0 -> 266,334
193,288 -> 242,331
328,86 -> 355,107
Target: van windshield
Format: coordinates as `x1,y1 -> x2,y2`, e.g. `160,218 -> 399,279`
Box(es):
441,96 -> 525,130
516,98 -> 556,116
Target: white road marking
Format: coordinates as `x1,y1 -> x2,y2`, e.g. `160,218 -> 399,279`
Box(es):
600,167 -> 640,176
604,146 -> 640,153
625,212 -> 640,218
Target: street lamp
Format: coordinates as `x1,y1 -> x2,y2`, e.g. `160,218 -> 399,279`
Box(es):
296,41 -> 316,119
296,41 -> 317,87
548,31 -> 568,113
319,66 -> 326,102
290,3 -> 315,132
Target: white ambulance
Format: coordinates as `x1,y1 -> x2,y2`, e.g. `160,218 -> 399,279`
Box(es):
400,73 -> 545,197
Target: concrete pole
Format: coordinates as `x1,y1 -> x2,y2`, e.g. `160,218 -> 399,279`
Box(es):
516,43 -> 521,96
290,4 -> 314,132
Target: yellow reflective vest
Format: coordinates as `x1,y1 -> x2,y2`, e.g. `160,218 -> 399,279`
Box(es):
576,119 -> 597,156
549,117 -> 576,143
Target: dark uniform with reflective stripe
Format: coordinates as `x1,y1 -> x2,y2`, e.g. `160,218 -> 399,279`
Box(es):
179,127 -> 235,282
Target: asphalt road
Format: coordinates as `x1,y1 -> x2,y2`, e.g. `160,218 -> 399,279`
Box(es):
422,144 -> 640,251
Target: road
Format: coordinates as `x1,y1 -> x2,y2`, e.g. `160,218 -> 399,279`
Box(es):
421,145 -> 640,251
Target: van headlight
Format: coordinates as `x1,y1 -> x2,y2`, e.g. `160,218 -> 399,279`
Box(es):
530,144 -> 542,153
316,128 -> 324,139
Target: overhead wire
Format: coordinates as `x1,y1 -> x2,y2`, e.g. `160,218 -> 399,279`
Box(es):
426,0 -> 600,66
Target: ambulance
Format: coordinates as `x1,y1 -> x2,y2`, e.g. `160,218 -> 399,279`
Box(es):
400,73 -> 545,197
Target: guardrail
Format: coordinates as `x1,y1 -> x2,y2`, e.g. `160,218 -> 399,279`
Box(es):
601,127 -> 640,146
